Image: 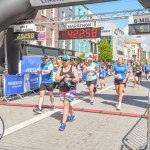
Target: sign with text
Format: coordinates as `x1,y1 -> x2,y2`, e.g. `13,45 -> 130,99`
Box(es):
59,27 -> 100,40
129,14 -> 150,24
14,24 -> 36,32
66,22 -> 94,29
128,24 -> 150,35
37,31 -> 46,41
14,32 -> 37,41
30,0 -> 117,8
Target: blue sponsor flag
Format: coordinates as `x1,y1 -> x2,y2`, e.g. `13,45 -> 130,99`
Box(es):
5,75 -> 24,96
21,56 -> 41,73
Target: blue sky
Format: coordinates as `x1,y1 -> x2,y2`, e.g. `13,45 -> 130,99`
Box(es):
86,0 -> 144,30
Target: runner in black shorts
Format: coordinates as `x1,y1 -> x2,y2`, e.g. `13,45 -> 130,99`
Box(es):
134,63 -> 142,88
33,55 -> 55,114
112,57 -> 129,110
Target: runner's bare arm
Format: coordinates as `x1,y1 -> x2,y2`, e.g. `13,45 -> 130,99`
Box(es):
83,65 -> 87,74
72,67 -> 79,83
55,67 -> 65,82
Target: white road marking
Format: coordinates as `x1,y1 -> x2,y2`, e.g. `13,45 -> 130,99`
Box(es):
4,85 -> 114,137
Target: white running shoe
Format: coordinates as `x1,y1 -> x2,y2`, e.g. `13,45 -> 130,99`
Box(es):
90,98 -> 94,105
116,105 -> 121,110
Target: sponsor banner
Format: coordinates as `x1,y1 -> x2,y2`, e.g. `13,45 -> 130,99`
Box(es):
29,74 -> 41,90
66,22 -> 94,29
129,14 -> 150,24
24,74 -> 31,93
5,75 -> 24,96
37,31 -> 46,41
14,24 -> 36,32
21,56 -> 41,73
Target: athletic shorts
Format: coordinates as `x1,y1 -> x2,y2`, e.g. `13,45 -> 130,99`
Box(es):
99,77 -> 105,79
114,79 -> 125,85
40,83 -> 54,91
60,90 -> 76,103
135,73 -> 142,78
86,79 -> 97,86
145,71 -> 149,74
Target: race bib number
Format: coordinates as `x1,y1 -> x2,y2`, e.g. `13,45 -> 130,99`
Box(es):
117,74 -> 123,80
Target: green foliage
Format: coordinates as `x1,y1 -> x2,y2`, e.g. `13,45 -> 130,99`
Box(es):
98,38 -> 113,62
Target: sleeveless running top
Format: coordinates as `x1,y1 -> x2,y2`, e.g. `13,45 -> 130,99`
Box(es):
59,66 -> 76,92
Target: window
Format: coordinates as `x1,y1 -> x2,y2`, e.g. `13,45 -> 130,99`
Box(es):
50,8 -> 54,19
41,9 -> 46,17
69,40 -> 72,50
41,26 -> 46,31
61,40 -> 65,49
62,11 -> 65,21
69,6 -> 73,10
50,29 -> 54,47
69,14 -> 72,21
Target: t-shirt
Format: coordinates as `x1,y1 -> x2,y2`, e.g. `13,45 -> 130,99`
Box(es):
86,63 -> 97,81
112,64 -> 128,80
144,64 -> 150,71
40,62 -> 53,83
99,69 -> 105,78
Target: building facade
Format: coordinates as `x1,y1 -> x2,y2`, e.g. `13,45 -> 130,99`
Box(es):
58,6 -> 75,56
30,8 -> 58,48
125,40 -> 143,62
99,22 -> 125,60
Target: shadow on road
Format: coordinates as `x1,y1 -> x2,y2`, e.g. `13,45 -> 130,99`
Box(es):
98,93 -> 147,109
120,110 -> 147,150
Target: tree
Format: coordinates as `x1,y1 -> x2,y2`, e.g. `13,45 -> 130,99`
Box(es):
98,38 -> 113,62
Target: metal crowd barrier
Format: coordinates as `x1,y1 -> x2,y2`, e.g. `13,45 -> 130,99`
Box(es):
0,74 -> 4,100
148,89 -> 150,150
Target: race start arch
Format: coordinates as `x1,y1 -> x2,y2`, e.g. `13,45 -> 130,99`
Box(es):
30,0 -> 118,8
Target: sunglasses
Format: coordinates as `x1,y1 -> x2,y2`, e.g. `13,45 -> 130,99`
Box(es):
62,59 -> 68,62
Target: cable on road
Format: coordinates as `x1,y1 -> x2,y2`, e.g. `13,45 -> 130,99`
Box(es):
0,102 -> 148,119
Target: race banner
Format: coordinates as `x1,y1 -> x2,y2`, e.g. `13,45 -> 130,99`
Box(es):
21,56 -> 41,73
29,74 -> 41,90
5,75 -> 24,96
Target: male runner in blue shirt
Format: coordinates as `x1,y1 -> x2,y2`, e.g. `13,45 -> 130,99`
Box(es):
33,55 -> 55,114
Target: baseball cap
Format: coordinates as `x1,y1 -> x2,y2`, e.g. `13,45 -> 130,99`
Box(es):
87,57 -> 93,61
41,55 -> 49,59
62,54 -> 70,61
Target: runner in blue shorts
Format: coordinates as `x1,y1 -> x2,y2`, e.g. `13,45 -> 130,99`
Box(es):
56,54 -> 79,131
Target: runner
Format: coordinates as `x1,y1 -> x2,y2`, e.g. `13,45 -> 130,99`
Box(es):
123,60 -> 129,93
56,54 -> 79,131
144,62 -> 150,80
99,65 -> 105,89
134,62 -> 143,88
83,57 -> 98,105
112,57 -> 129,110
33,55 -> 55,114
94,58 -> 101,88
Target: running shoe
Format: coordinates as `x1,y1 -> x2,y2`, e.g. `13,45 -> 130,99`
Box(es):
59,123 -> 66,131
90,98 -> 94,105
33,107 -> 42,114
116,105 -> 121,110
50,105 -> 55,111
68,114 -> 76,122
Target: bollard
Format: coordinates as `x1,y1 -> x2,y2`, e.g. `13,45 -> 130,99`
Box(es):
148,90 -> 150,150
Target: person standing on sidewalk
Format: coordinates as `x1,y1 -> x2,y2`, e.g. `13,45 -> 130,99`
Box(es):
83,57 -> 98,105
33,55 -> 55,114
112,57 -> 129,110
56,54 -> 79,131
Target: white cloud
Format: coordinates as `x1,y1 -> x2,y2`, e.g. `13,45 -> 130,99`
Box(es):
123,25 -> 150,52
